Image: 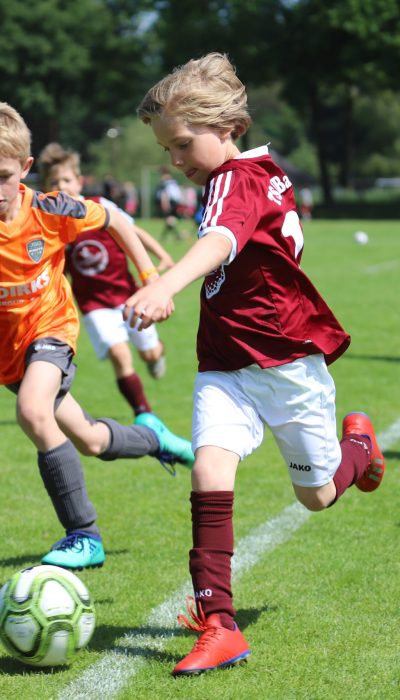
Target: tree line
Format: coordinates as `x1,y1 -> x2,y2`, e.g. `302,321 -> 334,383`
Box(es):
1,0 -> 399,205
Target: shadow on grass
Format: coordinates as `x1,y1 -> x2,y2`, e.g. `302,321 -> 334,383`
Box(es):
383,450 -> 400,460
0,548 -> 129,569
88,604 -> 276,664
344,353 -> 400,363
0,655 -> 67,676
0,605 -> 275,674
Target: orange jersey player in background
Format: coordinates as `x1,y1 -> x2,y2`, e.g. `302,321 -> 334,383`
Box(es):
0,102 -> 194,571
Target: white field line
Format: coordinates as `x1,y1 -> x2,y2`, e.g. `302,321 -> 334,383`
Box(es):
58,502 -> 310,700
364,259 -> 400,274
58,421 -> 399,700
376,418 -> 400,451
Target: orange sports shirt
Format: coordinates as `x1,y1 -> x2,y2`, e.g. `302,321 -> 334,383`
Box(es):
0,184 -> 109,384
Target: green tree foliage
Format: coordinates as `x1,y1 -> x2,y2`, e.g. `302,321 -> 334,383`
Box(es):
0,0 -> 159,157
146,0 -> 400,204
1,0 -> 399,204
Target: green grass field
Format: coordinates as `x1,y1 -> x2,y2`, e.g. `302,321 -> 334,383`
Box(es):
0,219 -> 399,699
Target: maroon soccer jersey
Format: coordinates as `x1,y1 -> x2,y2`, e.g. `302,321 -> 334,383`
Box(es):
65,196 -> 138,314
196,147 -> 350,372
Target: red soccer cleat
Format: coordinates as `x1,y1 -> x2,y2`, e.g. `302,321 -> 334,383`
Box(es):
172,597 -> 251,676
342,412 -> 385,492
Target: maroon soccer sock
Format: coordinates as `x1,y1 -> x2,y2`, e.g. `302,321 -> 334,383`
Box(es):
332,434 -> 371,502
189,490 -> 235,630
117,373 -> 151,415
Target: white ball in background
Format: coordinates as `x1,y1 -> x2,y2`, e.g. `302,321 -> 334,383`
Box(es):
353,230 -> 369,245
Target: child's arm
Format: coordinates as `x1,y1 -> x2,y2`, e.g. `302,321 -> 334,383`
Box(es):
133,224 -> 175,271
124,231 -> 232,327
106,207 -> 161,286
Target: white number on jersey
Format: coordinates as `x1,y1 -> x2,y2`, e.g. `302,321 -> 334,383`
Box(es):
281,210 -> 304,259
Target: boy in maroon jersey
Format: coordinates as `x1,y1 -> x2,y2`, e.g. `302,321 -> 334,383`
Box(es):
38,143 -> 174,416
127,53 -> 385,675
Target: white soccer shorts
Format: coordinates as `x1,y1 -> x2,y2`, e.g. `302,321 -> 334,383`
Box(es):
192,354 -> 342,488
82,305 -> 160,360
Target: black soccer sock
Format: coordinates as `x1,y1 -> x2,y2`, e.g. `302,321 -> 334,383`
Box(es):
38,440 -> 100,536
96,418 -> 160,461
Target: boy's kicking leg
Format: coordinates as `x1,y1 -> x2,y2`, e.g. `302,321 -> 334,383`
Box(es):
41,393 -> 194,569
293,412 -> 385,511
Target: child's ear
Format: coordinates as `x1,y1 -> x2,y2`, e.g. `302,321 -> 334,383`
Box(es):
21,156 -> 34,179
219,128 -> 234,143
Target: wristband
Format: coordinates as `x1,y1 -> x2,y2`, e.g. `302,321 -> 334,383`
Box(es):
139,266 -> 158,282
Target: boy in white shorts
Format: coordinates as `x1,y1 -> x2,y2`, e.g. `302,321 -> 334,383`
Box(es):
127,53 -> 385,676
38,143 -> 173,417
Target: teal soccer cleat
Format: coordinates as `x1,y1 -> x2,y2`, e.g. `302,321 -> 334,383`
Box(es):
135,412 -> 194,474
41,531 -> 105,570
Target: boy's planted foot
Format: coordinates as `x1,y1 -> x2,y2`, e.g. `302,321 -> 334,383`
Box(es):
172,597 -> 250,676
41,531 -> 105,570
342,412 -> 385,492
135,412 -> 194,472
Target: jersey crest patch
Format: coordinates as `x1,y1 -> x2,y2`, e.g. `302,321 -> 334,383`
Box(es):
26,239 -> 44,262
205,265 -> 225,298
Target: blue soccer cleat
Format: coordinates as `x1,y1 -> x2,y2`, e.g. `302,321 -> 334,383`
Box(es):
135,412 -> 194,474
41,531 -> 105,570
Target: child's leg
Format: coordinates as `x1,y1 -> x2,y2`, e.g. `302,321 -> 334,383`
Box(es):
173,371 -> 259,675
107,341 -> 152,415
17,362 -> 96,529
17,360 -> 103,568
261,356 -> 384,510
128,320 -> 166,380
189,445 -> 239,629
173,445 -> 250,676
55,392 -> 194,467
83,308 -> 153,416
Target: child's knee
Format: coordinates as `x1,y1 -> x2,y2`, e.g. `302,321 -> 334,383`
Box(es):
293,482 -> 335,511
17,402 -> 45,433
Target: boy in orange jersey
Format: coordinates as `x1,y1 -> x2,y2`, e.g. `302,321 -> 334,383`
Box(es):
0,102 -> 194,570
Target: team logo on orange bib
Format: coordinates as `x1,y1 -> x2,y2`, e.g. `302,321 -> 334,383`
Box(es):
27,239 -> 44,262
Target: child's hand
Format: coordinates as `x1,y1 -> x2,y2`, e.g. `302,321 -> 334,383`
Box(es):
124,278 -> 175,329
157,253 -> 174,272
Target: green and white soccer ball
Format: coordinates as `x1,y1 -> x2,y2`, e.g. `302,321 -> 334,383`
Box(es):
0,564 -> 96,667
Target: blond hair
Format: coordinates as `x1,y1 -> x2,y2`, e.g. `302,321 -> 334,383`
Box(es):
37,142 -> 81,189
137,52 -> 251,140
0,102 -> 31,163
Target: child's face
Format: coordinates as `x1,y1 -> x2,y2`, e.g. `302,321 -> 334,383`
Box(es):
151,114 -> 239,186
47,165 -> 82,197
0,156 -> 33,223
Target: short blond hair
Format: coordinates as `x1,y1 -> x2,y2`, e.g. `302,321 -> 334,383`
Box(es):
0,102 -> 31,163
37,142 -> 81,188
137,52 -> 251,140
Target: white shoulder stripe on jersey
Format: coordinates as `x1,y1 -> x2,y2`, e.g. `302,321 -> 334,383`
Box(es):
211,171 -> 232,227
201,171 -> 233,230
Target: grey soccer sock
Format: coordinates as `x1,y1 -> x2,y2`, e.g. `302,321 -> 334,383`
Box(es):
38,440 -> 100,536
96,418 -> 159,461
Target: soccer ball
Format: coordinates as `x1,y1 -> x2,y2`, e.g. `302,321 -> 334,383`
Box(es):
353,230 -> 369,245
0,565 -> 95,667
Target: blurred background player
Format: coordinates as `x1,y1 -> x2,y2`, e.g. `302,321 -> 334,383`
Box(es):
155,166 -> 185,239
38,143 -> 174,418
0,102 -> 194,570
